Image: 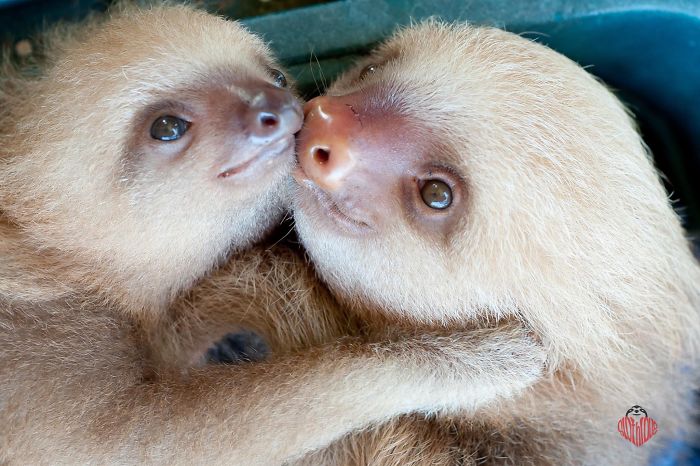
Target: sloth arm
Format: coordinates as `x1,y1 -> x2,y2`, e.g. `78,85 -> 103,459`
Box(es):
154,245 -> 352,369
2,298 -> 544,465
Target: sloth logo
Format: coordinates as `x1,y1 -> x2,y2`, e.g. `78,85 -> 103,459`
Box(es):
617,405 -> 658,446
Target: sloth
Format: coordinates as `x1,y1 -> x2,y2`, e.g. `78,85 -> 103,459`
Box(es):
0,5 -> 544,464
286,21 -> 700,465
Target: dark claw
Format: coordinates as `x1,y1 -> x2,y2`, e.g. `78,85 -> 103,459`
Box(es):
206,330 -> 269,364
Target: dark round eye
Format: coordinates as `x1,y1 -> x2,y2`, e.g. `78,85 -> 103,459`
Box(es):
420,180 -> 452,209
359,64 -> 378,80
269,68 -> 287,88
150,116 -> 189,141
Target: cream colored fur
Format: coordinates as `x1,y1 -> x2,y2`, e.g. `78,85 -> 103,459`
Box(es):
0,7 -> 544,465
287,22 -> 700,465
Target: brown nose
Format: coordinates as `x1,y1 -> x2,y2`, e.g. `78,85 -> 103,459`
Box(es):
297,96 -> 359,191
245,85 -> 303,144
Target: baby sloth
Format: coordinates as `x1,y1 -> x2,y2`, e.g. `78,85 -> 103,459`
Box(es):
0,6 -> 543,464
291,22 -> 700,465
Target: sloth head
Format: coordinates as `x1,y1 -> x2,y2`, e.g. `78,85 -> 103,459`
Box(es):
0,5 -> 302,309
625,405 -> 648,417
294,22 -> 700,368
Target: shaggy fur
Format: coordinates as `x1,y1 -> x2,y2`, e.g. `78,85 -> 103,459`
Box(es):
287,22 -> 700,465
0,7 -> 543,464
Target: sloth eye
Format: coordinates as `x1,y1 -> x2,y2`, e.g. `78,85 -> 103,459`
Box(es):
269,68 -> 288,88
359,64 -> 378,80
421,180 -> 452,209
150,116 -> 190,141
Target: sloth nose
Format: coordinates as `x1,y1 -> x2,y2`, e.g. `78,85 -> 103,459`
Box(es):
297,96 -> 358,191
246,86 -> 303,144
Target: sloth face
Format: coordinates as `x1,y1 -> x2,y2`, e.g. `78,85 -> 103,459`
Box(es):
293,21 -> 664,323
83,10 -> 302,258
2,6 -> 302,301
122,64 -> 300,213
625,405 -> 648,417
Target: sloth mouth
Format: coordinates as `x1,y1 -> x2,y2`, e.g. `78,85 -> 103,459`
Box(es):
294,172 -> 374,236
218,136 -> 293,179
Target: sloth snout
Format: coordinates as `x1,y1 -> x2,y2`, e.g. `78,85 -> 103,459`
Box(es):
297,96 -> 358,192
246,86 -> 303,144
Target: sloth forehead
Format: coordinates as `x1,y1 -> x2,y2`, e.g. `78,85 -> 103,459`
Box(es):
53,6 -> 273,89
369,22 -> 582,112
385,23 -> 541,74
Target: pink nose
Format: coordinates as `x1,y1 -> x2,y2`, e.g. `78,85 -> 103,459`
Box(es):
296,96 -> 359,191
244,85 -> 303,144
